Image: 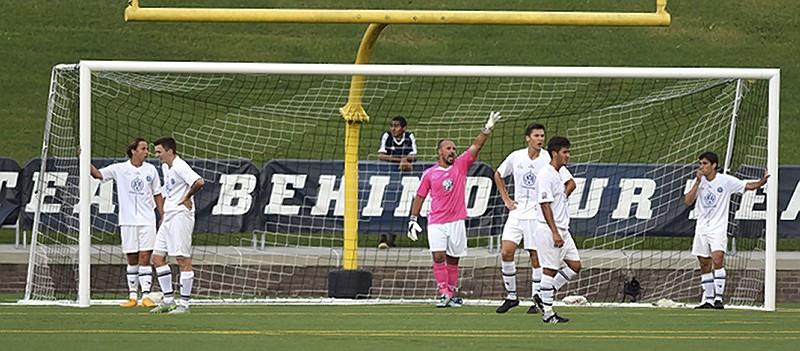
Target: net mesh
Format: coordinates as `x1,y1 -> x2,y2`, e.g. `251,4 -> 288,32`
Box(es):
25,64 -> 771,307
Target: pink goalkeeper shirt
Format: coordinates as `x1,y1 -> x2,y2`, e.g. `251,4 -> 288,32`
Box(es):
416,151 -> 476,225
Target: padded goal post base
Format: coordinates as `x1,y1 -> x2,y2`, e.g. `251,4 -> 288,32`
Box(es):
328,269 -> 373,299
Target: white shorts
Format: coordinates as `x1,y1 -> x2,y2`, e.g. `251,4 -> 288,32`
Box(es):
427,220 -> 468,258
120,225 -> 156,254
500,217 -> 537,251
691,232 -> 727,257
533,221 -> 580,270
154,210 -> 195,258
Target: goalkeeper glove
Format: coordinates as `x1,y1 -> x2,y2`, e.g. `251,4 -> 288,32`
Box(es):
407,215 -> 422,241
482,111 -> 502,134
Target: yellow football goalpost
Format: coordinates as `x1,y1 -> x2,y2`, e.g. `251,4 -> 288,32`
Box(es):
124,0 -> 671,271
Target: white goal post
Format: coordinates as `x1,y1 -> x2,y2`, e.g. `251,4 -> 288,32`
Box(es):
27,61 -> 779,310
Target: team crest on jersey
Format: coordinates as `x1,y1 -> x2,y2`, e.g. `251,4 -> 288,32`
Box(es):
703,192 -> 717,206
131,178 -> 144,192
522,171 -> 536,188
442,178 -> 454,191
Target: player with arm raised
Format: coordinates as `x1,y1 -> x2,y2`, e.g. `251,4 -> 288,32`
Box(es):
149,137 -> 205,314
494,123 -> 575,314
407,111 -> 502,308
89,138 -> 164,308
534,136 -> 580,323
684,151 -> 768,309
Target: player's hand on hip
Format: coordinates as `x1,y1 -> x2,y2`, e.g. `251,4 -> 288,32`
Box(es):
407,215 -> 422,241
504,199 -> 517,211
483,111 -> 502,133
180,198 -> 193,211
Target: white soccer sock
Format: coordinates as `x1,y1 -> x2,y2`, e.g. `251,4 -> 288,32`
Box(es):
713,268 -> 726,302
126,265 -> 139,300
138,265 -> 153,298
179,271 -> 194,307
531,267 -> 543,297
501,261 -> 517,300
156,265 -> 174,303
540,275 -> 555,318
553,267 -> 577,291
701,273 -> 715,304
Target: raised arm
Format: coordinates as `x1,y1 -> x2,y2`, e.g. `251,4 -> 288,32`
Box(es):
467,111 -> 502,159
745,169 -> 770,191
684,170 -> 702,206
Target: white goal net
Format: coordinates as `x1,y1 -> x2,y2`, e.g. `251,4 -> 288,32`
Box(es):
23,62 -> 779,309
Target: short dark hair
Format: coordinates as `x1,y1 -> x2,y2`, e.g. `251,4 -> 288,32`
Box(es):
547,136 -> 571,156
391,116 -> 408,128
126,138 -> 147,158
437,139 -> 452,150
699,151 -> 719,165
153,137 -> 177,154
525,122 -> 545,137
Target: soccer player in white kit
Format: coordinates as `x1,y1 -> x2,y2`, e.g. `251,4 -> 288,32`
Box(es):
494,123 -> 575,314
534,136 -> 579,323
149,137 -> 205,314
684,151 -> 768,309
90,138 -> 164,308
407,111 -> 502,308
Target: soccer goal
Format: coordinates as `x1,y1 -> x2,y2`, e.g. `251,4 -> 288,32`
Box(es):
23,61 -> 779,310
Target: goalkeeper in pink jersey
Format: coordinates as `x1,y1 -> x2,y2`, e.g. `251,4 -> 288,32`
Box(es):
407,111 -> 502,308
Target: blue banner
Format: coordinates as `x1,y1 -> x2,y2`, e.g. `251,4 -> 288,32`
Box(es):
5,158 -> 800,238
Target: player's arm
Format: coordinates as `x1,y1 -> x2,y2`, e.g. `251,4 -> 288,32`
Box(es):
744,168 -> 770,191
378,152 -> 402,163
467,111 -> 502,159
77,146 -> 103,180
540,201 -> 563,248
494,171 -> 516,210
154,193 -> 165,227
684,170 -> 702,206
90,164 -> 103,180
179,177 -> 205,210
406,134 -> 418,162
564,178 -> 576,197
407,195 -> 425,241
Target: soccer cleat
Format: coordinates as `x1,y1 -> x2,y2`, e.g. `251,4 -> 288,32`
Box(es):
377,242 -> 389,249
543,313 -> 570,324
532,294 -> 545,312
496,299 -> 519,313
119,298 -> 138,308
435,295 -> 451,308
149,301 -> 177,314
448,296 -> 463,308
167,305 -> 190,314
713,300 -> 725,310
526,305 -> 540,314
141,296 -> 157,308
695,302 -> 715,309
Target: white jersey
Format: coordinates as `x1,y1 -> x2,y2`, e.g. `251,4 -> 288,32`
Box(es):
691,173 -> 746,235
99,160 -> 162,226
161,156 -> 203,213
534,165 -> 570,230
496,149 -> 572,220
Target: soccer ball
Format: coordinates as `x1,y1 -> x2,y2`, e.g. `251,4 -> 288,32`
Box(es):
149,291 -> 164,304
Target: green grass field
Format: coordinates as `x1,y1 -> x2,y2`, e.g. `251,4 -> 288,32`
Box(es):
2,302 -> 799,350
0,0 -> 798,164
